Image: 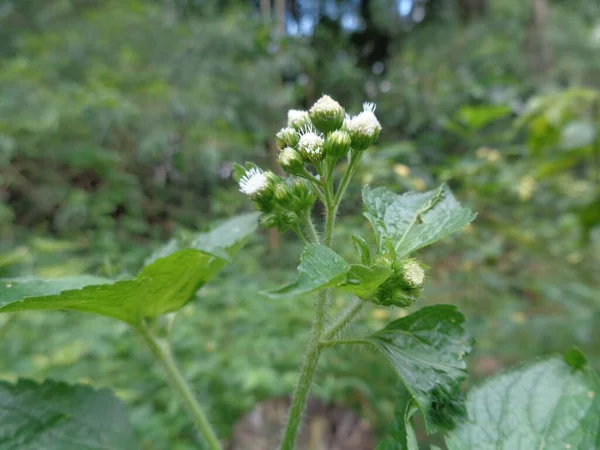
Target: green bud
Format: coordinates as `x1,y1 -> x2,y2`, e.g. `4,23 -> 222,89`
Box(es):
291,179 -> 316,210
278,148 -> 305,175
287,110 -> 311,131
324,130 -> 351,160
273,183 -> 293,202
372,257 -> 425,307
275,127 -> 299,150
260,213 -> 278,229
309,95 -> 345,133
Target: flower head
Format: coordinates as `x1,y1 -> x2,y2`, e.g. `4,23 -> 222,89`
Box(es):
309,95 -> 345,133
287,110 -> 311,130
297,127 -> 325,163
402,260 -> 425,288
275,127 -> 299,150
278,147 -> 304,175
324,129 -> 351,160
239,167 -> 268,197
346,102 -> 382,151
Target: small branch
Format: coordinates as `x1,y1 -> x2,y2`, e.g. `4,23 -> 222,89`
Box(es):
322,298 -> 365,340
139,323 -> 222,450
290,225 -> 309,245
303,213 -> 320,244
319,338 -> 366,349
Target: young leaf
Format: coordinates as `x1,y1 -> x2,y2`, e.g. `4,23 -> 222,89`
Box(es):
362,184 -> 475,258
266,244 -> 350,299
0,379 -> 138,449
338,263 -> 392,299
446,353 -> 600,450
0,213 -> 259,325
360,305 -> 472,430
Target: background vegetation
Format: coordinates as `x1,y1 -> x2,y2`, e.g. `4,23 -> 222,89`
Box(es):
1,0 -> 598,448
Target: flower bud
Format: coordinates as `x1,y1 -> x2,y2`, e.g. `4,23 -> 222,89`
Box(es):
309,95 -> 345,133
372,258 -> 425,307
346,102 -> 382,151
273,183 -> 293,202
324,130 -> 351,160
399,259 -> 425,288
278,148 -> 305,175
275,127 -> 299,150
291,179 -> 316,210
297,128 -> 325,163
260,213 -> 279,229
287,110 -> 311,130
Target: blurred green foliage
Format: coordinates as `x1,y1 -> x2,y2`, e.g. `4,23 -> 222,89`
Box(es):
1,0 -> 599,448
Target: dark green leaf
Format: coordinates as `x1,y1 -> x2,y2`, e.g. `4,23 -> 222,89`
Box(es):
266,244 -> 350,299
363,184 -> 475,258
363,305 -> 472,430
0,214 -> 259,324
0,379 -> 138,450
564,347 -> 588,370
446,355 -> 600,450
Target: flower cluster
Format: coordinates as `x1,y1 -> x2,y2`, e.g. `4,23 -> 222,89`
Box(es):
373,258 -> 426,307
235,94 -> 381,231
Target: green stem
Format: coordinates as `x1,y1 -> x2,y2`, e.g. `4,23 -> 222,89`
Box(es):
333,151 -> 362,207
291,225 -> 309,245
326,151 -> 362,246
139,323 -> 222,450
319,338 -> 366,349
303,213 -> 320,244
280,289 -> 328,450
322,298 -> 365,340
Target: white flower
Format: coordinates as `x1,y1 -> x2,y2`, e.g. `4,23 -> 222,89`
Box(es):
287,110 -> 311,129
297,127 -> 325,162
403,260 -> 425,288
310,95 -> 343,117
239,167 -> 268,196
346,102 -> 382,138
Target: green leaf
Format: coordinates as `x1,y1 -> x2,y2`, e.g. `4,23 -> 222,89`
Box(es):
362,305 -> 472,430
352,235 -> 372,265
363,184 -> 475,257
446,355 -> 600,450
339,263 -> 392,299
376,386 -> 419,450
0,213 -> 259,325
0,379 -> 138,450
266,244 -> 350,299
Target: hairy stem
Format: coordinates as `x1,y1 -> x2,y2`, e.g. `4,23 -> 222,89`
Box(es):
279,289 -> 327,450
319,338 -> 366,349
327,151 -> 362,246
303,213 -> 320,244
139,323 -> 222,450
322,297 -> 365,341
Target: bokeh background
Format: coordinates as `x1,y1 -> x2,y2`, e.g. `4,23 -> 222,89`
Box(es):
0,0 -> 599,448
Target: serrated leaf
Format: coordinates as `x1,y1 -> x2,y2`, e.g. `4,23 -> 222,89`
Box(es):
446,355 -> 600,450
0,379 -> 138,450
361,305 -> 472,430
362,184 -> 475,257
266,244 -> 350,299
338,263 -> 392,299
0,213 -> 258,325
